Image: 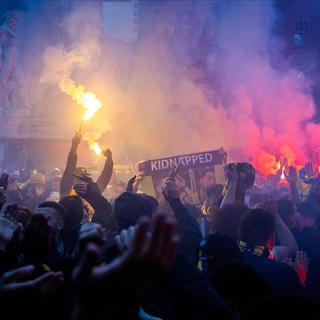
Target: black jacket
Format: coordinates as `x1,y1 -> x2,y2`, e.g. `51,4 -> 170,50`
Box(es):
243,253 -> 305,296
169,199 -> 202,264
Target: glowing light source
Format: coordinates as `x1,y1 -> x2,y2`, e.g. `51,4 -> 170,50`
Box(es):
78,92 -> 102,121
90,142 -> 102,156
58,80 -> 102,121
58,79 -> 106,155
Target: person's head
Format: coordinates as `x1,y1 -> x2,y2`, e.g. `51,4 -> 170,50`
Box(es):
277,199 -> 297,229
59,196 -> 84,229
114,192 -> 157,230
36,201 -> 67,232
73,167 -> 88,184
296,202 -> 319,230
59,196 -> 84,254
199,169 -> 215,190
204,233 -> 243,274
29,171 -> 46,197
213,204 -> 249,241
51,168 -> 62,179
51,176 -> 61,193
240,208 -> 275,247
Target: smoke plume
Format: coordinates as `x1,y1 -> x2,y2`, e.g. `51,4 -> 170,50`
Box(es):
15,0 -> 320,174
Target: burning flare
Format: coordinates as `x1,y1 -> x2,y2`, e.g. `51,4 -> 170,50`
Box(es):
90,142 -> 102,156
58,79 -> 107,156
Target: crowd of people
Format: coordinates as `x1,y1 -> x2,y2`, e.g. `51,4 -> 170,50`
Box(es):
0,132 -> 320,319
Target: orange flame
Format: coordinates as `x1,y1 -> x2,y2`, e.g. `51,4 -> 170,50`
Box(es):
90,142 -> 102,156
79,92 -> 102,121
58,80 -> 102,121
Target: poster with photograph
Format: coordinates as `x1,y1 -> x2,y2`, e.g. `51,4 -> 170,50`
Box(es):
138,148 -> 227,205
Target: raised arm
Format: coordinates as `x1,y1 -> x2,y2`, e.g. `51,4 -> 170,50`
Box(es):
285,166 -> 299,203
96,149 -> 113,194
220,165 -> 238,207
262,195 -> 298,260
60,132 -> 81,197
163,173 -> 202,264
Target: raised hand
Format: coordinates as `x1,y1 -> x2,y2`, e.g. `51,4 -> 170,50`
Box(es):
102,148 -> 112,159
0,265 -> 63,293
304,162 -> 315,177
162,178 -> 180,202
127,171 -> 143,193
71,214 -> 178,319
78,223 -> 106,253
72,214 -> 178,304
162,166 -> 180,202
129,214 -> 178,272
127,175 -> 137,193
115,226 -> 136,252
0,265 -> 35,287
73,172 -> 102,199
73,183 -> 88,198
72,173 -> 93,184
73,172 -> 94,198
284,165 -> 298,185
294,250 -> 309,285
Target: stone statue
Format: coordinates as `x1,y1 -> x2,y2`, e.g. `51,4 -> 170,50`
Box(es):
0,11 -> 18,112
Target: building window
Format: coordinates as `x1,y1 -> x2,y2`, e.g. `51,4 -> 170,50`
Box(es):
294,18 -> 308,33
